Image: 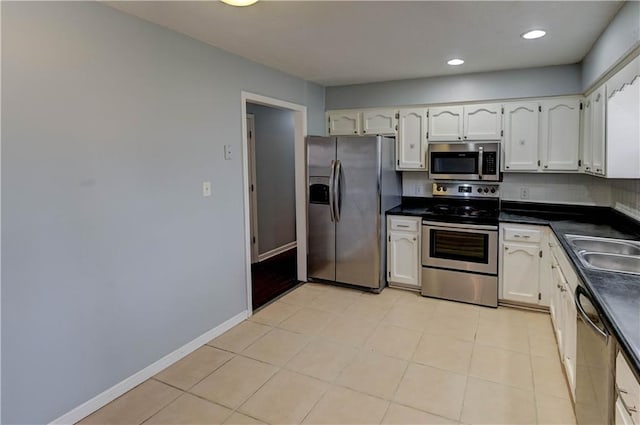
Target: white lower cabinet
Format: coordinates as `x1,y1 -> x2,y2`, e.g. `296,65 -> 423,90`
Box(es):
616,351 -> 640,425
387,216 -> 421,290
549,233 -> 578,400
499,224 -> 549,306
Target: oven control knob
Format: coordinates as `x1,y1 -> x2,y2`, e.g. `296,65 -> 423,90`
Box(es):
443,187 -> 448,192
437,186 -> 443,192
477,188 -> 482,194
484,188 -> 489,193
490,188 -> 496,193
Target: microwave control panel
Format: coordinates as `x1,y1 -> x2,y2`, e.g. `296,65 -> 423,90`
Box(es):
482,152 -> 498,175
433,183 -> 500,198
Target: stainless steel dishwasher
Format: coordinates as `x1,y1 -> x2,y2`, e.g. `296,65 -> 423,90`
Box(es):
574,284 -> 615,425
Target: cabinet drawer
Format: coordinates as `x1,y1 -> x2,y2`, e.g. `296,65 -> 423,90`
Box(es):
389,216 -> 420,232
503,227 -> 542,243
617,351 -> 640,424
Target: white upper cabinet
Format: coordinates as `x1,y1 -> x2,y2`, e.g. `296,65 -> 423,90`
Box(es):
429,104 -> 502,142
327,109 -> 396,136
504,102 -> 540,171
540,98 -> 581,171
464,103 -> 503,140
590,86 -> 607,176
362,109 -> 397,136
581,96 -> 593,173
328,111 -> 361,136
397,108 -> 428,170
606,55 -> 640,178
428,106 -> 464,141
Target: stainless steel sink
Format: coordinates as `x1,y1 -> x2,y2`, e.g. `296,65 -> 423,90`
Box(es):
565,235 -> 640,275
578,252 -> 640,275
566,236 -> 640,256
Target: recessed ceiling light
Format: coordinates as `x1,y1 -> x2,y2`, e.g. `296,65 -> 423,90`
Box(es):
521,30 -> 547,40
447,58 -> 464,66
220,0 -> 259,6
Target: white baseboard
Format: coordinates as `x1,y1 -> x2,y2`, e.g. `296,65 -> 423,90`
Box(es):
50,310 -> 248,425
257,241 -> 296,263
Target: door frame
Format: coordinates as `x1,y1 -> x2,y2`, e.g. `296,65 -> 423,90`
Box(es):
240,92 -> 307,315
245,114 -> 259,264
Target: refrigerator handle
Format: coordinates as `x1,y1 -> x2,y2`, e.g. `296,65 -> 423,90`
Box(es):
328,160 -> 336,222
334,160 -> 343,222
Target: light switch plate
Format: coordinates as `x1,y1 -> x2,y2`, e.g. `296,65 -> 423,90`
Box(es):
202,181 -> 212,197
224,145 -> 233,160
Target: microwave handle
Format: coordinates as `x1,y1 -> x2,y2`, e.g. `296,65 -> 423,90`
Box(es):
478,146 -> 484,180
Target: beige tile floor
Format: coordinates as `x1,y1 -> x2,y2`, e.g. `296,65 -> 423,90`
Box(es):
79,283 -> 576,425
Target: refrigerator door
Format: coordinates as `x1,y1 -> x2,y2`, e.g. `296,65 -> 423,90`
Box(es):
307,136 -> 337,281
335,136 -> 381,288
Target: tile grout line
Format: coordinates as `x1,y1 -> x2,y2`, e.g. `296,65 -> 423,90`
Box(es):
456,318 -> 479,424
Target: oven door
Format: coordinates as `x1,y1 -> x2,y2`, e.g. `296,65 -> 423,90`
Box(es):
421,221 -> 498,275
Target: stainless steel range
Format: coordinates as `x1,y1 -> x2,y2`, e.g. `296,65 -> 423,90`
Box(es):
420,182 -> 500,307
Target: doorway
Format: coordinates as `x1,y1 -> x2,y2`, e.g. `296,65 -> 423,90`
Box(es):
246,104 -> 297,309
241,92 -> 308,314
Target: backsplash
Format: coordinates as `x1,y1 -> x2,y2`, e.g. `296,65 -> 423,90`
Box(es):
402,172 -> 612,205
499,173 -> 612,205
611,179 -> 640,221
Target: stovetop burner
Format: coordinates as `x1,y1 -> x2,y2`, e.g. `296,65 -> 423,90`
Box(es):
418,183 -> 501,226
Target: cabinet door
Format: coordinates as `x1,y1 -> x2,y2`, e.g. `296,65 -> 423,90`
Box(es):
540,99 -> 581,171
397,108 -> 427,170
504,102 -> 540,171
328,111 -> 361,135
362,109 -> 397,136
562,284 -> 577,399
388,231 -> 420,287
428,106 -> 463,141
551,264 -> 564,352
616,397 -> 636,425
591,86 -> 607,176
581,96 -> 593,173
606,56 -> 640,178
502,242 -> 540,304
464,104 -> 503,140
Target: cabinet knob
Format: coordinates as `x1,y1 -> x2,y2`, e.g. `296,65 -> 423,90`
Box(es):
586,167 -> 591,170
505,246 -> 509,251
506,166 -> 510,169
597,168 -> 601,172
363,130 -> 366,134
544,165 -> 548,169
354,131 -> 358,134
413,237 -> 417,241
458,137 -> 461,140
464,136 -> 467,139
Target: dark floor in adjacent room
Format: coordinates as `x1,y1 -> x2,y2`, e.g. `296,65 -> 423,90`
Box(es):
251,248 -> 299,310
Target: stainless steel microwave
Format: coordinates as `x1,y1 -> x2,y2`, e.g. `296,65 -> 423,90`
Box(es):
428,142 -> 501,181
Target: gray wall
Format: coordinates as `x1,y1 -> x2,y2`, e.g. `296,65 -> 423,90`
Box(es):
325,64 -> 582,109
1,2 -> 324,423
246,104 -> 296,255
581,1 -> 640,91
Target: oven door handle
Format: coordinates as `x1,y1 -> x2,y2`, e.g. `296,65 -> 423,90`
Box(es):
422,220 -> 498,231
478,146 -> 484,180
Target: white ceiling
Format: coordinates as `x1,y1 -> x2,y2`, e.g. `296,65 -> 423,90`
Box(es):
106,1 -> 623,86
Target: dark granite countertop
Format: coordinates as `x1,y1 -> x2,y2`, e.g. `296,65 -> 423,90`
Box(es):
500,202 -> 640,380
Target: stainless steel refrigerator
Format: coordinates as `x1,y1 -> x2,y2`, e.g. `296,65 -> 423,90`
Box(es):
307,135 -> 401,291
